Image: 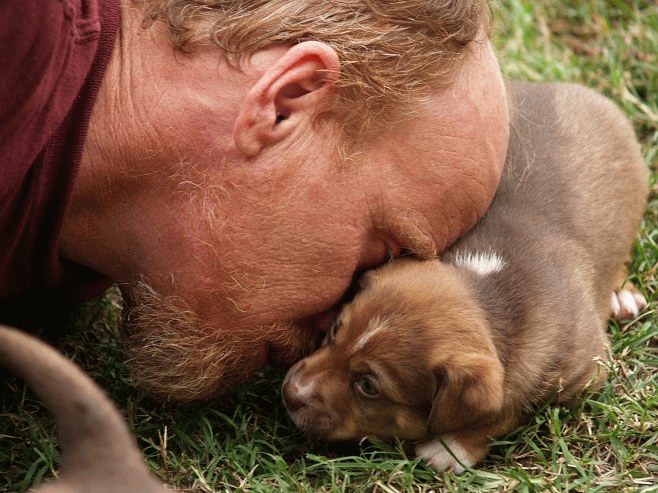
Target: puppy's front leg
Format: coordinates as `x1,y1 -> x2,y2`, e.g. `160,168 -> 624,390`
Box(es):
416,414 -> 519,473
415,434 -> 485,473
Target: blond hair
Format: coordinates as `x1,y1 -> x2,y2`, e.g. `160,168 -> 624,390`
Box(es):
140,0 -> 492,137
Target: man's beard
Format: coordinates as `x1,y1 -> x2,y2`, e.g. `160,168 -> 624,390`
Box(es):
120,281 -> 320,402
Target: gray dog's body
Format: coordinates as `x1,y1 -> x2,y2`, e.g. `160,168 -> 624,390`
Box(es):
442,81 -> 649,406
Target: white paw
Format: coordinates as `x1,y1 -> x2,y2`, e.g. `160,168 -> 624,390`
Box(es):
611,288 -> 647,320
415,436 -> 475,473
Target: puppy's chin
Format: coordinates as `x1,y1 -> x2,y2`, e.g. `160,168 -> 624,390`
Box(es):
287,410 -> 360,441
288,411 -> 335,438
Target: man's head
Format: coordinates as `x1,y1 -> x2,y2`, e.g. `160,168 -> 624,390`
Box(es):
61,0 -> 509,400
141,0 -> 493,139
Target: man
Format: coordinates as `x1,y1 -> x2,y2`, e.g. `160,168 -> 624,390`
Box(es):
1,0 -> 509,401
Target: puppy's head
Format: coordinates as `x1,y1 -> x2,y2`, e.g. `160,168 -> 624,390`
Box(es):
282,258 -> 504,441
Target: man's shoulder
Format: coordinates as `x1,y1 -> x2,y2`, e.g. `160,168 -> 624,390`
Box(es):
0,0 -> 110,187
0,0 -> 120,301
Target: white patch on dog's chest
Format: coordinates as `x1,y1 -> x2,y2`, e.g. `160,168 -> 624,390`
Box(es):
452,251 -> 507,276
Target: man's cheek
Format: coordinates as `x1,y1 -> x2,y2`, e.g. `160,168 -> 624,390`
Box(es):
215,273 -> 351,326
215,249 -> 356,321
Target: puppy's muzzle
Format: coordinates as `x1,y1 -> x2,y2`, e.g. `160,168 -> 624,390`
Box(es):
282,379 -> 307,411
282,360 -> 320,410
282,360 -> 335,435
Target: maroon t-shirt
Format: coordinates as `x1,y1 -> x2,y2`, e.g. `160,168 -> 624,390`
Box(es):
0,0 -> 119,318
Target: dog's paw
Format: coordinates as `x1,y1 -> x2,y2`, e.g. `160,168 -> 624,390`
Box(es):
415,436 -> 475,473
610,286 -> 647,321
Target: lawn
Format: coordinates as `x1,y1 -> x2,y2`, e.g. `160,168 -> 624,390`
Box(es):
1,0 -> 657,492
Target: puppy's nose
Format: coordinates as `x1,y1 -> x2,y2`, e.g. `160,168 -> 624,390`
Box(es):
282,380 -> 306,412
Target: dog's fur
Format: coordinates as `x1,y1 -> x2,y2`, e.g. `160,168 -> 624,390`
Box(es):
0,325 -> 175,492
282,82 -> 649,471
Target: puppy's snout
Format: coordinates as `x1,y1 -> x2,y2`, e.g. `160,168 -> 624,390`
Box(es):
283,356 -> 342,438
282,361 -> 321,412
282,380 -> 306,412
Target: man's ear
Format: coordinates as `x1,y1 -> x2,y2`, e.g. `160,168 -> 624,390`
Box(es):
234,41 -> 340,157
428,352 -> 504,435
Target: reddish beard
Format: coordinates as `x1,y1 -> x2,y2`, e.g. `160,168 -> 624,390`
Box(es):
120,281 -> 321,402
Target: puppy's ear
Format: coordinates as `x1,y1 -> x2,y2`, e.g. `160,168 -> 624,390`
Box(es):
428,352 -> 504,435
358,260 -> 396,290
358,270 -> 377,290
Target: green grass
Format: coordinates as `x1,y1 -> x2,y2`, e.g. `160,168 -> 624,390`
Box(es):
1,0 -> 657,491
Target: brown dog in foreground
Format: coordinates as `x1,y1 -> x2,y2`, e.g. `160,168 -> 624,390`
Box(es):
282,82 -> 649,472
0,325 -> 175,493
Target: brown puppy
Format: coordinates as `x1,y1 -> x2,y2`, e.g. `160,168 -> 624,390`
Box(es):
282,82 -> 649,472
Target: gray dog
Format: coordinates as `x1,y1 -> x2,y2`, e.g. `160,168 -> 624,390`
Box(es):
0,325 -> 175,493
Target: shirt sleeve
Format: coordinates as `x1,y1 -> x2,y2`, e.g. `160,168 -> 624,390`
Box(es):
0,0 -> 100,194
0,0 -> 117,309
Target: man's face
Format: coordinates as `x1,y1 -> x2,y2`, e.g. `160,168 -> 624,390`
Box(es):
120,126 -> 399,400
75,36 -> 508,400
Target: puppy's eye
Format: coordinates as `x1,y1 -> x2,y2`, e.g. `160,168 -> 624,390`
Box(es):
322,318 -> 341,347
354,376 -> 379,398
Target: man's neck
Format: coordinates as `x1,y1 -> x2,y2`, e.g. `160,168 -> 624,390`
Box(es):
59,4 -> 251,282
59,4 -> 164,280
